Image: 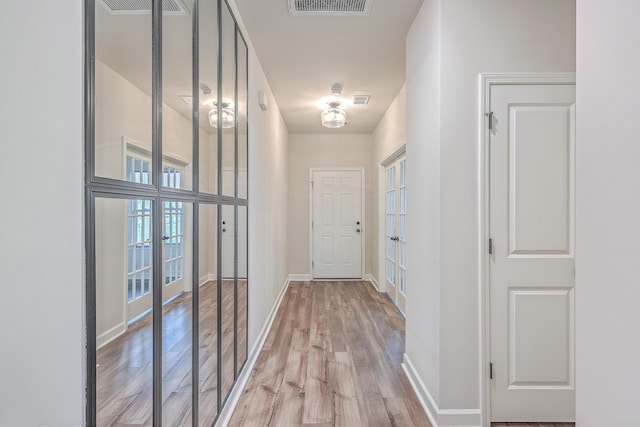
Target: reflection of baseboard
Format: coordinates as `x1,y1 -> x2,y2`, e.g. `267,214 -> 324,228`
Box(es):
216,276 -> 291,425
365,273 -> 381,291
97,322 -> 126,350
199,274 -> 215,286
288,274 -> 311,281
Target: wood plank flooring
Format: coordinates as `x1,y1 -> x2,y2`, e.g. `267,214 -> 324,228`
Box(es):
96,279 -> 247,426
228,280 -> 432,427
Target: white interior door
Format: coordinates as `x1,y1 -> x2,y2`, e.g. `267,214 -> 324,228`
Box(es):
311,169 -> 363,279
385,156 -> 406,312
489,83 -> 576,422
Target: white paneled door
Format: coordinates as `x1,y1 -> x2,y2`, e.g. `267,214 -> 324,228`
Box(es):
385,156 -> 406,313
489,83 -> 576,422
311,169 -> 363,279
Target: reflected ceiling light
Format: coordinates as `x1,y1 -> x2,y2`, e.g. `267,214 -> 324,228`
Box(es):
209,100 -> 235,128
321,101 -> 347,129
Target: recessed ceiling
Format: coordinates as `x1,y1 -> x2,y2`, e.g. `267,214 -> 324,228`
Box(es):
235,0 -> 423,134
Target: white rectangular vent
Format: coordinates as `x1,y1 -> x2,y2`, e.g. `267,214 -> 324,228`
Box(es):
288,0 -> 372,16
99,0 -> 189,15
353,95 -> 370,105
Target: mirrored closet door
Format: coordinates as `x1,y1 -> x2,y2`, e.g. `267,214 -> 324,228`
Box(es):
85,0 -> 249,424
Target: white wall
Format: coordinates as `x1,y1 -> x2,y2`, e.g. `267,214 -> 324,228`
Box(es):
371,85 -> 407,287
405,0 -> 575,419
575,1 -> 640,425
288,134 -> 374,277
0,2 -> 84,426
244,46 -> 290,348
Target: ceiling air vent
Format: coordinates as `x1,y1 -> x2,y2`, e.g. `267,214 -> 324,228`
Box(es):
98,0 -> 189,16
288,0 -> 372,16
353,95 -> 370,105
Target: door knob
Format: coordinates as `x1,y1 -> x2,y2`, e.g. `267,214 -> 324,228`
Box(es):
356,221 -> 360,225
356,229 -> 361,233
222,228 -> 226,232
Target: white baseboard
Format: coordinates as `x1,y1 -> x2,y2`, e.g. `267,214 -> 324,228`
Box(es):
199,274 -> 215,287
365,273 -> 381,292
288,273 -> 311,281
96,322 -> 126,350
402,354 -> 482,427
216,277 -> 291,426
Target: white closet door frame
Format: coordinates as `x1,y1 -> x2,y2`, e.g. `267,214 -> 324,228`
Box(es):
378,144 -> 406,294
309,167 -> 365,280
479,73 -> 576,426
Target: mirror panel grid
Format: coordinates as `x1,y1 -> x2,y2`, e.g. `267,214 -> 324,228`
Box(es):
221,204 -> 236,398
94,3 -> 152,183
237,205 -> 248,374
198,203 -> 220,425
237,35 -> 248,200
198,0 -> 220,195
87,0 -> 249,423
161,201 -> 194,425
162,2 -> 194,191
96,197 -> 153,426
220,4 -> 237,197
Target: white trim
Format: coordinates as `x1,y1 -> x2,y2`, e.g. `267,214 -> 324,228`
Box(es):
216,277 -> 291,426
309,167 -> 366,280
377,164 -> 387,294
365,273 -> 381,292
378,145 -> 407,308
380,142 -> 407,167
288,274 -> 311,282
403,354 -> 482,427
478,72 -> 576,426
96,322 -> 126,350
199,274 -> 216,287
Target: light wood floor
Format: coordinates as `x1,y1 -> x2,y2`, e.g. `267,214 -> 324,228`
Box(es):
229,280 -> 432,426
96,279 -> 247,426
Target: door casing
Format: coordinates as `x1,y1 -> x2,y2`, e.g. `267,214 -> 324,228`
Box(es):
309,167 -> 365,280
479,72 -> 576,425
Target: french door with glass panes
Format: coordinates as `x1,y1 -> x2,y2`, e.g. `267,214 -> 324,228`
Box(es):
162,165 -> 187,302
125,154 -> 187,322
385,156 -> 407,313
126,154 -> 153,322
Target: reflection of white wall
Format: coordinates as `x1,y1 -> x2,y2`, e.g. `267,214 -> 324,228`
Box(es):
96,198 -> 126,347
95,59 -> 195,180
287,134 -> 374,277
94,59 -> 197,343
198,204 -> 217,285
405,0 -> 575,420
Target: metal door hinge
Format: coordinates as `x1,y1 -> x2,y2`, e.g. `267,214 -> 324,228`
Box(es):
488,238 -> 493,255
490,362 -> 493,379
486,111 -> 494,130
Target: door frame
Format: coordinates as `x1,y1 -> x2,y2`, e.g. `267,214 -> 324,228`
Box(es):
479,72 -> 576,425
378,143 -> 406,298
309,167 -> 365,280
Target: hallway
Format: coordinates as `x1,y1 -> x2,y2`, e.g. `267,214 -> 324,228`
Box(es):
229,281 -> 431,426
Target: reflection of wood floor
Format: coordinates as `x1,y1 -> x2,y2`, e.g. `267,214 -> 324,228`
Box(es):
96,279 -> 247,426
229,280 -> 432,426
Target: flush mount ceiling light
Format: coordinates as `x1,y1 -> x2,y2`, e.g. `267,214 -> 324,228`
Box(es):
208,100 -> 235,128
321,101 -> 347,128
